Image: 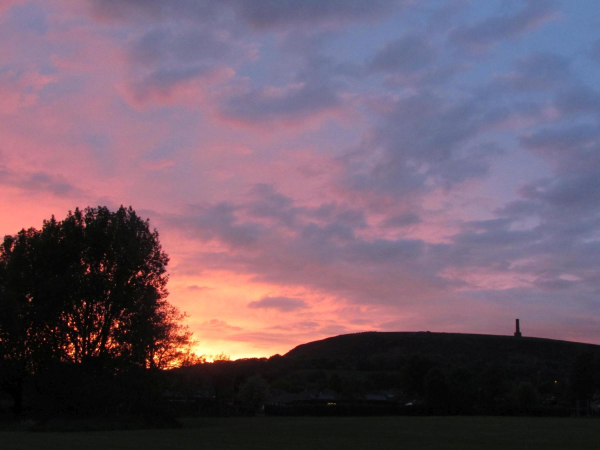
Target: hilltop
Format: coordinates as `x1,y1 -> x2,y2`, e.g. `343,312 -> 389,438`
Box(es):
283,331 -> 600,371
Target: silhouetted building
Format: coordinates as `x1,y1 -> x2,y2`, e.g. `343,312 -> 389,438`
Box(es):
514,318 -> 522,338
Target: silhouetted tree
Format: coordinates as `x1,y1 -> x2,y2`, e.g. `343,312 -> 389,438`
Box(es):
401,355 -> 437,397
238,375 -> 269,414
0,206 -> 193,415
446,365 -> 475,414
512,381 -> 539,413
569,352 -> 599,404
328,373 -> 343,393
424,367 -> 450,413
0,226 -> 65,414
475,362 -> 508,413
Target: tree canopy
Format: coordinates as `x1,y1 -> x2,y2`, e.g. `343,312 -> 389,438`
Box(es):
0,206 -> 194,414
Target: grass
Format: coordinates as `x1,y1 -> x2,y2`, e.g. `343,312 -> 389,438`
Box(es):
1,416 -> 599,450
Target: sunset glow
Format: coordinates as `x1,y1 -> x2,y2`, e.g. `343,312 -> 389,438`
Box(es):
2,0 -> 600,359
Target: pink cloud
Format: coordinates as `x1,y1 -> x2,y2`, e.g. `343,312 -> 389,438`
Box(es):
141,159 -> 176,171
0,0 -> 22,14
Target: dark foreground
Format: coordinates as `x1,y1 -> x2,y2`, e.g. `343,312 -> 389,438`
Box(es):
2,416 -> 599,450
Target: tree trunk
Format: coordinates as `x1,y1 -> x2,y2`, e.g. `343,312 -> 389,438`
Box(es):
7,378 -> 24,416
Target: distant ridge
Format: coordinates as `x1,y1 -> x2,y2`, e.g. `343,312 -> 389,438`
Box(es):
284,331 -> 600,368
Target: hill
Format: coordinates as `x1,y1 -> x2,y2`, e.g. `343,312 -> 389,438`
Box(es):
285,331 -> 600,360
283,331 -> 600,376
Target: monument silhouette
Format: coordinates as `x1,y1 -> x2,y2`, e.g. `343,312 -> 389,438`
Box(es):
514,318 -> 522,338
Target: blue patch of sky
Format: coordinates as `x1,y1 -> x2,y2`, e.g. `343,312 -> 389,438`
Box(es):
323,15 -> 409,64
558,1 -> 600,89
288,119 -> 363,157
453,27 -> 568,90
453,0 -> 503,24
8,2 -> 48,35
236,35 -> 278,86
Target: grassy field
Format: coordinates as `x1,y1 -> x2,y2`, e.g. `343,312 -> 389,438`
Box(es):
1,416 -> 599,450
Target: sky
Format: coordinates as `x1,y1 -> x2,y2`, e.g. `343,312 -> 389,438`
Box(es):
1,0 -> 600,359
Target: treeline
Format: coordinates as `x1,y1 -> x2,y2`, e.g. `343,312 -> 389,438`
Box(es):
166,344 -> 600,417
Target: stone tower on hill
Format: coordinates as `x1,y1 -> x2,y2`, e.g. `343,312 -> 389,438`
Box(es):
514,318 -> 522,338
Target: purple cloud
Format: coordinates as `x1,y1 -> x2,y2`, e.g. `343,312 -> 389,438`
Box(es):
370,33 -> 436,74
219,81 -> 342,125
246,183 -> 298,227
518,174 -> 600,212
499,52 -> 572,91
450,0 -> 558,51
235,0 -> 404,30
554,86 -> 600,116
164,185 -> 455,306
520,124 -> 600,175
590,39 -> 600,63
91,0 -> 407,30
248,296 -> 309,312
128,65 -> 216,103
0,165 -> 81,198
344,91 -> 512,196
89,0 -> 223,23
382,212 -> 421,228
130,28 -> 235,65
172,202 -> 265,248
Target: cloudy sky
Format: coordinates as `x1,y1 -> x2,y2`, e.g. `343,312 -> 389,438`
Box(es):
1,0 -> 600,358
